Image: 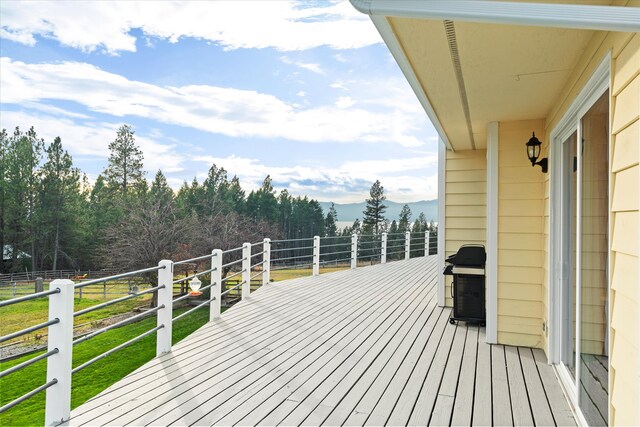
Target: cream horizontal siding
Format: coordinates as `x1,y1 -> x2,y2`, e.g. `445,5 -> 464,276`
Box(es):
497,120 -> 545,348
444,149 -> 486,307
609,32 -> 639,424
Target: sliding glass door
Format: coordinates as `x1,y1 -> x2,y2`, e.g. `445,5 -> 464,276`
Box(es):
560,90 -> 609,426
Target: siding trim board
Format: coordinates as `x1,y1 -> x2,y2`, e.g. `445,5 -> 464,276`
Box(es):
438,138 -> 446,307
486,122 -> 499,344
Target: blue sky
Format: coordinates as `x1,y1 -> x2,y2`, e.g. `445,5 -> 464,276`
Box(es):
0,0 -> 438,203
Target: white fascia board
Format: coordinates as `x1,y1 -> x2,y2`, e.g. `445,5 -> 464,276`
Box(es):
370,14 -> 453,151
351,0 -> 640,32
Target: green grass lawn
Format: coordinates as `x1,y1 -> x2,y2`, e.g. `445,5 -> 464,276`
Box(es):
0,306 -> 210,426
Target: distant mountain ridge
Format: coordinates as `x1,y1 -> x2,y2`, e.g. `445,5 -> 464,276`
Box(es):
319,200 -> 438,223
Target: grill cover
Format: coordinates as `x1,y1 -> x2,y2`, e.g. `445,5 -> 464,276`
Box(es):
445,244 -> 486,267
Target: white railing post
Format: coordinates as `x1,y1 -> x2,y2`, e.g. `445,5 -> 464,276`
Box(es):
405,231 -> 411,260
211,249 -> 222,321
313,236 -> 320,276
242,242 -> 251,300
425,230 -> 430,256
262,238 -> 271,285
351,234 -> 358,269
381,232 -> 387,264
156,259 -> 173,357
45,279 -> 74,426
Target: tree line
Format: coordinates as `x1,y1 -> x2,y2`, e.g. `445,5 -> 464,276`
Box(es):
0,124 -> 436,274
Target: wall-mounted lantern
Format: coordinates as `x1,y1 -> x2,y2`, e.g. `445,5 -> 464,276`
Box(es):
526,132 -> 548,173
189,273 -> 202,297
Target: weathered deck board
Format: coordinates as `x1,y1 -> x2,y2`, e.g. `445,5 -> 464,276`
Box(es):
66,256 -> 576,427
450,325 -> 478,426
533,349 -> 577,426
473,328 -> 492,427
519,347 -> 555,427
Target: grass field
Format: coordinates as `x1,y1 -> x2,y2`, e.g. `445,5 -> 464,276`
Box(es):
0,266 -> 348,425
0,306 -> 211,426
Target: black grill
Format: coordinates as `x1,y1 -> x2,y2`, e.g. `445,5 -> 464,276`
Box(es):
443,245 -> 486,325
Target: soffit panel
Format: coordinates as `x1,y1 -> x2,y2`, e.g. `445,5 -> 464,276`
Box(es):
389,16 -> 595,151
390,17 -> 474,151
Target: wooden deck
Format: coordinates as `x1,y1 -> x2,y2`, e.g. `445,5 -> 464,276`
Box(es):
66,256 -> 576,426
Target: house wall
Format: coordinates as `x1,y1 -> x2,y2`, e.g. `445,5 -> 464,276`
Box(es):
543,30 -> 639,426
444,149 -> 487,306
497,120 -> 545,348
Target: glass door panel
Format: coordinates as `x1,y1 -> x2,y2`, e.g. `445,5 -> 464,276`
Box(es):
561,131 -> 578,379
579,90 -> 609,426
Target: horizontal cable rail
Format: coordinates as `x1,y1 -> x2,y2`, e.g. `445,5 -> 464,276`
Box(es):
0,288 -> 60,308
74,265 -> 165,289
270,237 -> 313,243
0,232 -> 438,421
357,254 -> 381,260
73,305 -> 164,346
0,349 -> 59,379
319,257 -> 351,266
221,258 -> 244,269
172,298 -> 212,322
221,246 -> 243,255
0,319 -> 60,344
173,252 -> 217,266
72,325 -> 164,374
250,260 -> 265,270
74,285 -> 164,317
319,250 -> 352,258
272,254 -> 313,262
221,270 -> 245,283
0,379 -> 58,414
172,267 -> 217,285
220,281 -> 244,297
271,262 -> 313,271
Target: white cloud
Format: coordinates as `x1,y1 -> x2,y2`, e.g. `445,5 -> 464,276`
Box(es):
296,91 -> 306,97
280,56 -> 326,75
0,1 -> 381,54
0,57 -> 428,147
335,96 -> 355,109
192,154 -> 437,202
0,110 -> 184,175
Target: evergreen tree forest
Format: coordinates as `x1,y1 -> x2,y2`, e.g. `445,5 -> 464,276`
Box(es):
0,125 -> 326,274
1,124 -> 438,274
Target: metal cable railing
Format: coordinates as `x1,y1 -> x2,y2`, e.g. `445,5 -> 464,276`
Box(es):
0,231 -> 437,420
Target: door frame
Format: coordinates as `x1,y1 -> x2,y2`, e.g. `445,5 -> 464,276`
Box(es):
548,51 -> 611,417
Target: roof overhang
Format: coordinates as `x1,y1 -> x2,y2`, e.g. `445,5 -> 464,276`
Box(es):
352,0 -> 640,151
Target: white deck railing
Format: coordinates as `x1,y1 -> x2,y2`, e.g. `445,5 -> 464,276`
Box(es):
0,231 -> 436,426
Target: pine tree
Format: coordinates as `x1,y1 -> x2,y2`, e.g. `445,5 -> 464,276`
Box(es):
398,204 -> 412,232
325,203 -> 338,237
150,170 -> 174,205
103,124 -> 145,194
40,137 -> 81,270
362,180 -> 387,235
